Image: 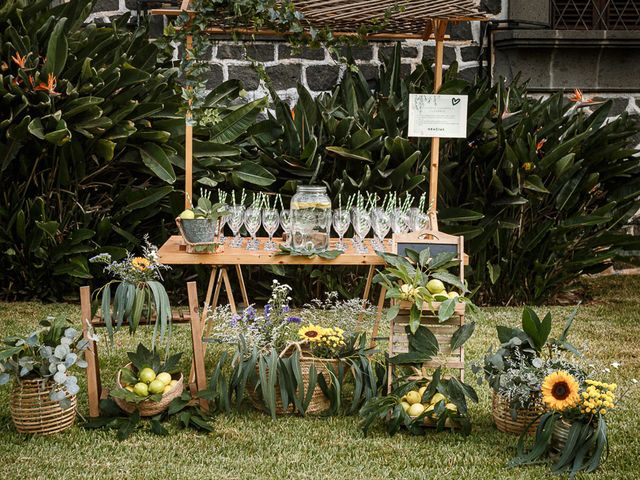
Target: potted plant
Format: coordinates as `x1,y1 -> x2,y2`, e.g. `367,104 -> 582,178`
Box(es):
510,370 -> 633,477
176,191 -> 228,251
89,237 -> 172,352
473,306 -> 583,435
374,249 -> 477,382
0,316 -> 91,435
359,367 -> 478,436
109,343 -> 184,417
206,281 -> 378,418
374,249 -> 474,332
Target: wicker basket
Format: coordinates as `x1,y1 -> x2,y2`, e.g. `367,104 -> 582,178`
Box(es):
10,378 -> 76,435
249,343 -> 338,415
492,392 -> 544,435
113,363 -> 184,417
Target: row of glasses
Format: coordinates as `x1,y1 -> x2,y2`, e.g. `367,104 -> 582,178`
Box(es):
220,203 -> 429,253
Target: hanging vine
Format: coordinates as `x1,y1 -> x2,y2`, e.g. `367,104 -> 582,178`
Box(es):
157,0 -> 400,111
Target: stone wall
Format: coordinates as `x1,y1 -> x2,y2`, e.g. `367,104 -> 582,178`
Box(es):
90,1 -> 504,101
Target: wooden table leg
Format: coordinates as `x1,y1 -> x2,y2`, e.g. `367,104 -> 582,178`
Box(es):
358,265 -> 376,324
221,267 -> 237,314
370,286 -> 386,348
235,264 -> 250,308
190,267 -> 217,385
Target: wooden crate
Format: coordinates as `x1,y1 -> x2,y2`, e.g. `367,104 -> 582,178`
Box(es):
388,301 -> 466,390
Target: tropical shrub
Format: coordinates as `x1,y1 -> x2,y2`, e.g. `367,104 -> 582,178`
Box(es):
0,0 -> 184,299
231,47 -> 640,304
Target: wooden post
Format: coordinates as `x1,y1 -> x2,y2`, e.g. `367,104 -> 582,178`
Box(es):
187,281 -> 209,411
184,33 -> 194,210
80,286 -> 101,418
428,19 -> 448,231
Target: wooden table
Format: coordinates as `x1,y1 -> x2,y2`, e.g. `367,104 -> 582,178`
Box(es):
158,235 -> 389,380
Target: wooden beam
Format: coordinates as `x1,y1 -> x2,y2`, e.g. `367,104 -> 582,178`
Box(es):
428,19 -> 448,230
81,286 -> 101,418
184,34 -> 194,210
187,281 -> 209,411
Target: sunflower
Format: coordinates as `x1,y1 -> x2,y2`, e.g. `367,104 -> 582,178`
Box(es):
298,325 -> 324,342
131,257 -> 151,271
541,371 -> 581,411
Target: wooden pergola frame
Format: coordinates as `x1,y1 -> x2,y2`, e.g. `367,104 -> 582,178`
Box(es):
152,0 -> 489,227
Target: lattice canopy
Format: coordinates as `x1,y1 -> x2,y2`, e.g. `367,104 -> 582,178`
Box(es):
153,0 -> 490,39
294,0 -> 489,34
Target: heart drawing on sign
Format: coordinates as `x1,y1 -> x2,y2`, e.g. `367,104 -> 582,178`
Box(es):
452,97 -> 461,106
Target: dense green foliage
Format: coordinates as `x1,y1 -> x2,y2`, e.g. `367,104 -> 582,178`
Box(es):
0,0 -> 183,299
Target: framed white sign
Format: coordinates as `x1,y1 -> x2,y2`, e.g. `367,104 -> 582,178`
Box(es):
408,94 -> 468,138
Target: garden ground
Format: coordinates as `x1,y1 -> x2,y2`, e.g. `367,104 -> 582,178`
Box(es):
1,276 -> 639,480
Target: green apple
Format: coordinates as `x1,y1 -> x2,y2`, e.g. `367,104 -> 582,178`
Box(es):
407,403 -> 425,417
138,367 -> 156,384
426,279 -> 446,294
148,379 -> 166,395
156,372 -> 172,386
401,401 -> 411,412
133,382 -> 149,397
448,291 -> 460,299
430,392 -> 446,405
405,390 -> 421,405
179,209 -> 195,220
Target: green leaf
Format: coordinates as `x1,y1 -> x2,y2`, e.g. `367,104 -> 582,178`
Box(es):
523,175 -> 550,193
138,143 -> 176,184
209,98 -> 267,143
450,322 -> 476,350
386,304 -> 400,321
232,161 -> 276,186
43,18 -> 68,76
439,208 -> 485,222
437,298 -> 456,322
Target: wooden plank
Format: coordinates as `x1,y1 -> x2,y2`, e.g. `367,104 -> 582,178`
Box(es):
90,310 -> 192,327
158,235 -> 388,266
235,265 -> 250,307
221,268 -> 237,314
81,286 -> 101,418
428,19 -> 447,223
187,281 -> 208,412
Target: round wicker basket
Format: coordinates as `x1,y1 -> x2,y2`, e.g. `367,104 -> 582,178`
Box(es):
492,392 -> 545,435
249,343 -> 338,415
113,363 -> 184,417
10,378 -> 76,435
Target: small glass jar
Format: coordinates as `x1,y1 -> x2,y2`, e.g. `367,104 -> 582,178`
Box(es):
290,185 -> 331,252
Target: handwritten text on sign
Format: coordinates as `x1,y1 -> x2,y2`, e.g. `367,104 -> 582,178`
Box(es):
408,94 -> 468,138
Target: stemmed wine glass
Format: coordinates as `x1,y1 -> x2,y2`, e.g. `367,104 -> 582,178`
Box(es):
351,208 -> 371,254
218,204 -> 230,244
391,208 -> 410,235
280,209 -> 292,246
228,205 -> 245,247
371,208 -> 391,251
243,206 -> 261,251
262,208 -> 279,251
332,209 -> 350,251
408,207 -> 430,232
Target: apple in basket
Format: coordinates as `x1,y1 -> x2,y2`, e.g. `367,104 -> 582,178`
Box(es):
114,344 -> 183,409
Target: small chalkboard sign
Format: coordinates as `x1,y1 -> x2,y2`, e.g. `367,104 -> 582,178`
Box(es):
393,230 -> 468,266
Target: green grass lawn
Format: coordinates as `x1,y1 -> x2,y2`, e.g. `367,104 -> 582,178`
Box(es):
1,276 -> 639,480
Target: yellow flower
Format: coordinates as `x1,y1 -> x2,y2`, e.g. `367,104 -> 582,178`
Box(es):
600,409 -> 606,415
541,371 -> 581,411
131,257 -> 151,271
298,325 -> 325,342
